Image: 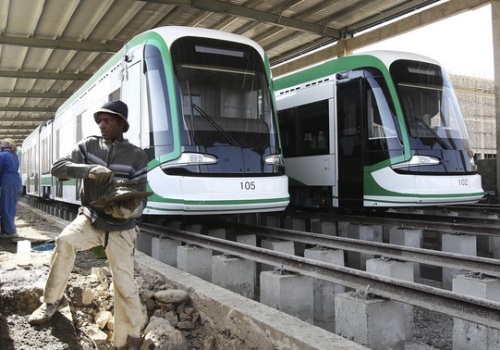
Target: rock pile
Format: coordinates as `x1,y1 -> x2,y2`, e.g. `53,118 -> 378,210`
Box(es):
65,265 -> 214,349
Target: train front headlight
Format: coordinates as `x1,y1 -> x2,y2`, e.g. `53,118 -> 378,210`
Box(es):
391,155 -> 440,170
265,154 -> 284,166
161,153 -> 217,169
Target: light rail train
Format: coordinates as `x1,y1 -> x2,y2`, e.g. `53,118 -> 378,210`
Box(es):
21,26 -> 289,215
274,51 -> 483,209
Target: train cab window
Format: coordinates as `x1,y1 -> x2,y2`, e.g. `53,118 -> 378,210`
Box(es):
144,44 -> 174,157
366,78 -> 398,141
391,59 -> 469,149
171,37 -> 276,150
278,100 -> 329,157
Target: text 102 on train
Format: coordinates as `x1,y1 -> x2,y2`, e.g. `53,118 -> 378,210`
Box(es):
274,50 -> 483,210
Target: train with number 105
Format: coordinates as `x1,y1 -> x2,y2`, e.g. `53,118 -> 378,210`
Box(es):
21,26 -> 289,215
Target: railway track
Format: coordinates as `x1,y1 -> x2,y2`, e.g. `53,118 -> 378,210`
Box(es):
139,220 -> 500,329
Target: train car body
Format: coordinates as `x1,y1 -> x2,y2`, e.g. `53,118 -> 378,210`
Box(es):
21,26 -> 289,215
274,51 -> 483,209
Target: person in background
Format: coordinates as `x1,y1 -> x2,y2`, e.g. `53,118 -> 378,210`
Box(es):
28,100 -> 149,350
0,138 -> 22,239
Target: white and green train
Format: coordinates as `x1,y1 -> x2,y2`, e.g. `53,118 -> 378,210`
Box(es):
22,26 -> 289,215
274,50 -> 483,209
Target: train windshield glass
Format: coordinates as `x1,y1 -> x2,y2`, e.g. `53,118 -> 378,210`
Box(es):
171,37 -> 277,150
390,59 -> 469,150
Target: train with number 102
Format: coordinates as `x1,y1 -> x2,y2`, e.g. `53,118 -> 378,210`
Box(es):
21,26 -> 289,215
274,50 -> 483,210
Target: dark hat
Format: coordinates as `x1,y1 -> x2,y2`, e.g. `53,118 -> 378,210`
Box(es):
94,100 -> 129,132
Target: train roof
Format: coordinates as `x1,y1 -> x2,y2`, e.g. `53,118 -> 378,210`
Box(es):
149,26 -> 266,56
55,26 -> 267,118
356,50 -> 441,67
274,50 -> 443,91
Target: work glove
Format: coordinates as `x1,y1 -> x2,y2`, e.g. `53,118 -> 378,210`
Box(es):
88,165 -> 113,185
103,198 -> 143,219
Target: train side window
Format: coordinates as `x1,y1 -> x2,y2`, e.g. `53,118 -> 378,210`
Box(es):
278,100 -> 329,157
337,83 -> 361,158
41,136 -> 50,175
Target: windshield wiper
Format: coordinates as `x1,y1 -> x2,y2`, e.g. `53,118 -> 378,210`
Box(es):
414,117 -> 450,150
191,103 -> 240,147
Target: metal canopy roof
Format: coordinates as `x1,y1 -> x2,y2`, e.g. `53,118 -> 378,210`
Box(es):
0,0 -> 491,144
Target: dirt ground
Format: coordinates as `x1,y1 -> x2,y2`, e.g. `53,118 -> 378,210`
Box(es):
0,204 -> 107,350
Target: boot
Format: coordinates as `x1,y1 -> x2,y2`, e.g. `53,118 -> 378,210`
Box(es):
127,335 -> 143,350
28,296 -> 68,325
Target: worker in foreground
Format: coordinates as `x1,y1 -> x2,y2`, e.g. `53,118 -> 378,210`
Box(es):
28,100 -> 149,350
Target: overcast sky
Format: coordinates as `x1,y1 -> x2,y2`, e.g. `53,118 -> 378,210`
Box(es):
356,4 -> 494,79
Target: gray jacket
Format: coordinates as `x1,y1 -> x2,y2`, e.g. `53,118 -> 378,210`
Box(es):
51,136 -> 148,231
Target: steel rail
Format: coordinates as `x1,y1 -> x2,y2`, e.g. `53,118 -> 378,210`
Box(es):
301,211 -> 500,237
191,220 -> 500,278
141,223 -> 500,329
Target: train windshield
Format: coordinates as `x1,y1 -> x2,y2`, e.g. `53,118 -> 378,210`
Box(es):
171,37 -> 277,150
390,59 -> 476,174
165,36 -> 282,175
391,59 -> 470,150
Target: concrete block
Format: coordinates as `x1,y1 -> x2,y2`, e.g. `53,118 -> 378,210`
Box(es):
337,221 -> 349,237
177,245 -> 212,281
366,258 -> 414,338
335,292 -> 405,350
442,234 -> 477,289
260,270 -> 314,324
488,237 -> 500,258
236,234 -> 257,246
207,228 -> 226,255
389,227 -> 423,278
284,217 -> 306,231
366,258 -> 414,282
260,215 -> 281,228
346,224 -> 382,270
136,231 -> 153,256
310,220 -> 337,236
453,273 -> 500,302
453,319 -> 500,350
453,273 -> 500,350
389,228 -> 422,248
151,237 -> 180,267
207,228 -> 226,240
305,247 -> 345,331
284,217 -> 306,256
212,255 -> 255,298
261,239 -> 295,271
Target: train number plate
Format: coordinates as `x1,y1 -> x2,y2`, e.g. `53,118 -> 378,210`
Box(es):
240,181 -> 256,190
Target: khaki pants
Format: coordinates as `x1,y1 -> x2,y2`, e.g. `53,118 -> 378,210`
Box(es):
43,208 -> 142,347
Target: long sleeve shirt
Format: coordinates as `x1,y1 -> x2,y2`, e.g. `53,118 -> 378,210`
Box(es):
51,136 -> 148,231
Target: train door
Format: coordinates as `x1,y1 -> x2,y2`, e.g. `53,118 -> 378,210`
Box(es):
337,76 -> 364,208
121,53 -> 142,147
